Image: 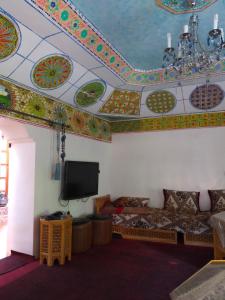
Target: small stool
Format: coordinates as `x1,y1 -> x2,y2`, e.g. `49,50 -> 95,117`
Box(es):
91,215 -> 112,245
72,218 -> 92,253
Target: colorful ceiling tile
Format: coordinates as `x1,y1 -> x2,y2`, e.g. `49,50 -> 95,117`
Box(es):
29,0 -> 225,86
146,90 -> 176,113
190,84 -> 224,110
0,13 -> 20,61
156,0 -> 217,14
99,90 -> 141,116
111,112 -> 225,133
0,79 -> 111,142
75,80 -> 106,107
31,54 -> 73,89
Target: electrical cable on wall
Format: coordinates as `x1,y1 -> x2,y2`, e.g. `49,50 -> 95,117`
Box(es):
81,197 -> 89,203
58,191 -> 69,208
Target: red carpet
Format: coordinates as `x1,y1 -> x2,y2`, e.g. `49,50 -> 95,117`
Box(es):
0,239 -> 213,300
0,252 -> 34,275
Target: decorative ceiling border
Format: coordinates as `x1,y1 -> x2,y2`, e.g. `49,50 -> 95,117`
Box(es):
28,1 -> 225,86
0,78 -> 111,142
111,112 -> 225,133
155,0 -> 218,14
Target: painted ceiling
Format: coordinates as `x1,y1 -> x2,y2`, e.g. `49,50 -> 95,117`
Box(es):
72,0 -> 223,70
0,0 -> 225,123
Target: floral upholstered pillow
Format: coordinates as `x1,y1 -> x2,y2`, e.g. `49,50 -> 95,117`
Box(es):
163,189 -> 200,215
113,197 -> 149,208
208,190 -> 225,212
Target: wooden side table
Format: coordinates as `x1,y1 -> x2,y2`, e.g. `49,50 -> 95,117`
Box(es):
72,218 -> 92,253
91,215 -> 112,245
40,217 -> 72,266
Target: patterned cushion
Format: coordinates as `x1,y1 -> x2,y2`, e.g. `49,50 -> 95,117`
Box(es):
163,189 -> 200,215
113,197 -> 149,208
112,210 -> 212,235
208,190 -> 225,212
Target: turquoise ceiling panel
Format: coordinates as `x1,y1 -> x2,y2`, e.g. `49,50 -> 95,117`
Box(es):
71,0 -> 225,71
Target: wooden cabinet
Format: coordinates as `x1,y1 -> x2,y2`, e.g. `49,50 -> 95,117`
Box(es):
40,217 -> 72,266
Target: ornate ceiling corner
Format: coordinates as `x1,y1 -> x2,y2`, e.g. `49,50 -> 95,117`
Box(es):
99,90 -> 141,116
155,0 -> 218,14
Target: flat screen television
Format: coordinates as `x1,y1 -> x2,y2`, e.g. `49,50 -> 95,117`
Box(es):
61,160 -> 99,200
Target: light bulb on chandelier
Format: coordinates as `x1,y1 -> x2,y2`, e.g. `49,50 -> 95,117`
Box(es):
162,3 -> 225,77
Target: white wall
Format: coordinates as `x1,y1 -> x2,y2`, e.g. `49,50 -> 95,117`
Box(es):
110,127 -> 225,211
27,126 -> 112,218
25,125 -> 112,257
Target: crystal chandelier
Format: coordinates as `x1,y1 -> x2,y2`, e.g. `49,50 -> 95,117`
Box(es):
162,2 -> 225,76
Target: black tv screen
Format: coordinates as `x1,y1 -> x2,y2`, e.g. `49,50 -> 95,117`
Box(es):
61,161 -> 99,200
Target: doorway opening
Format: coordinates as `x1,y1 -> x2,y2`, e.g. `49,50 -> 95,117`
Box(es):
0,136 -> 9,259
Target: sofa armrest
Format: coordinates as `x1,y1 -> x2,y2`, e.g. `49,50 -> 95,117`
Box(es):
94,194 -> 111,214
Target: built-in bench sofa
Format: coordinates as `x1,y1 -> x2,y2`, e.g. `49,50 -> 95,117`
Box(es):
94,191 -> 219,247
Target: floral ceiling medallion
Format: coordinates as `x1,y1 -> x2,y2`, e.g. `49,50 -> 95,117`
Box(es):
190,84 -> 224,110
0,13 -> 20,61
146,90 -> 176,113
31,54 -> 73,89
75,80 -> 106,107
155,0 -> 218,14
